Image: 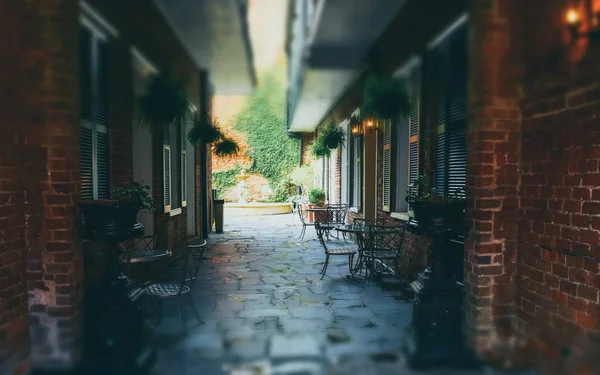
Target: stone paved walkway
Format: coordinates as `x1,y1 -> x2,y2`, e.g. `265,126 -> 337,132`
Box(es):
148,213 -> 536,375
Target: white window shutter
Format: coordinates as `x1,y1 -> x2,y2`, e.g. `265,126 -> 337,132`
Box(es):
163,123 -> 171,212
181,115 -> 188,207
382,119 -> 392,212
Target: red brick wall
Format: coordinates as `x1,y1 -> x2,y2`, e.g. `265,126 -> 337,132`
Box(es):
0,0 -> 83,372
0,3 -> 31,373
517,83 -> 600,347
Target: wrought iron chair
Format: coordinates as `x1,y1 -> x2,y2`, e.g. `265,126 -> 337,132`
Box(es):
362,224 -> 406,282
298,204 -> 317,240
315,221 -> 357,279
142,241 -> 206,331
325,204 -> 347,240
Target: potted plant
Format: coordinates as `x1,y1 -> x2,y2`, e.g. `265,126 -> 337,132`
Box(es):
311,122 -> 346,158
187,115 -> 240,157
311,137 -> 331,158
307,188 -> 327,223
138,73 -> 193,127
360,72 -> 411,120
405,176 -> 466,231
112,181 -> 156,214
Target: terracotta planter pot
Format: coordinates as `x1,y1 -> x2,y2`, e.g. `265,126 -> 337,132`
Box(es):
305,203 -> 326,223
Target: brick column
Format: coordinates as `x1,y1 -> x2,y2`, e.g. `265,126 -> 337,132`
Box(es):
465,0 -> 523,352
24,0 -> 82,370
0,2 -> 30,374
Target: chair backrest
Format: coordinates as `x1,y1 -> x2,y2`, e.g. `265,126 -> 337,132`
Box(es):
176,241 -> 204,295
326,206 -> 346,225
366,225 -> 406,255
298,205 -> 308,224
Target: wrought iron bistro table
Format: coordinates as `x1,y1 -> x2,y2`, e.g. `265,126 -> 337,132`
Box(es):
335,225 -> 369,277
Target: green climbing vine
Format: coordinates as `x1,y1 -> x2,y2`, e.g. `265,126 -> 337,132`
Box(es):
213,164 -> 243,198
233,64 -> 300,201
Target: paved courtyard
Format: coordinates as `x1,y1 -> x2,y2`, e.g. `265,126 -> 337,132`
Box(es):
147,213 -> 535,375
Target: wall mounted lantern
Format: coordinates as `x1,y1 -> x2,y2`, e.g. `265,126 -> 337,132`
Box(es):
364,117 -> 379,132
566,6 -> 600,43
350,115 -> 363,136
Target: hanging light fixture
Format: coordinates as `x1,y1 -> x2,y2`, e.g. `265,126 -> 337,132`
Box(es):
566,4 -> 600,43
350,115 -> 363,136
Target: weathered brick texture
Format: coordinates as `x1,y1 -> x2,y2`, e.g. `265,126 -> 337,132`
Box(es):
0,2 -> 30,374
517,83 -> 600,347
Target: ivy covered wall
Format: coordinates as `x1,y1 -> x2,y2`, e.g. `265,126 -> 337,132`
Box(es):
212,62 -> 300,202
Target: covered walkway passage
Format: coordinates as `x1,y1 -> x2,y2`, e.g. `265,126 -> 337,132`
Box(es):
149,214 -> 536,375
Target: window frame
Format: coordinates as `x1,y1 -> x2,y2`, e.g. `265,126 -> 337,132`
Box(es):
164,111 -> 193,215
79,14 -> 111,201
431,22 -> 467,199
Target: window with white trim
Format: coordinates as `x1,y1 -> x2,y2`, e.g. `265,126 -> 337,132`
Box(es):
349,131 -> 363,210
79,20 -> 110,200
163,112 -> 191,213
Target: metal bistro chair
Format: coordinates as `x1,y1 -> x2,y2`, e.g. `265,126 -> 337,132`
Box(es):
143,240 -> 206,331
362,224 -> 406,282
315,221 -> 357,279
298,204 -> 317,240
325,204 -> 347,240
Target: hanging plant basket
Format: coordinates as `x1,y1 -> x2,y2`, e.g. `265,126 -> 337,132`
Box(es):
214,137 -> 240,157
311,122 -> 345,158
311,137 -> 331,158
138,73 -> 192,127
321,121 -> 346,149
360,73 -> 411,120
187,115 -> 223,145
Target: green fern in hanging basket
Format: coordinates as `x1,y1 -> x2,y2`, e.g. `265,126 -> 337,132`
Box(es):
360,73 -> 411,120
214,137 -> 240,157
138,73 -> 192,127
320,121 -> 346,149
311,137 -> 331,158
187,115 -> 223,145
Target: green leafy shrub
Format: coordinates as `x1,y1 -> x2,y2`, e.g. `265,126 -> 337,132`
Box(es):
308,188 -> 326,206
213,165 -> 243,198
267,178 -> 298,203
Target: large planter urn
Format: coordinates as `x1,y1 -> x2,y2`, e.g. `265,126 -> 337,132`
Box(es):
78,200 -> 151,374
79,199 -> 144,241
412,200 -> 465,231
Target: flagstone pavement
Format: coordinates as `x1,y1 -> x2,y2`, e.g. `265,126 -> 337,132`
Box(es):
147,213 -> 537,375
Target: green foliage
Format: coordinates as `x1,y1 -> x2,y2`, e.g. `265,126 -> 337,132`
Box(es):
267,178 -> 298,203
233,65 -> 300,195
308,188 -> 326,206
138,73 -> 192,127
214,138 -> 240,157
213,165 -> 243,198
290,164 -> 316,194
311,137 -> 331,158
361,73 -> 411,120
112,181 -> 155,213
188,115 -> 223,145
320,121 -> 346,149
